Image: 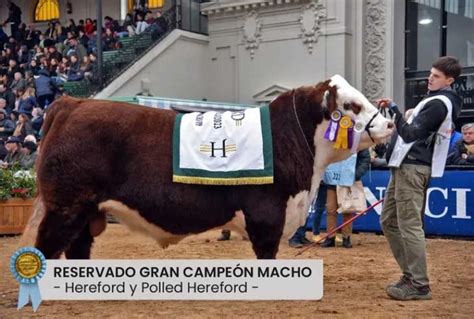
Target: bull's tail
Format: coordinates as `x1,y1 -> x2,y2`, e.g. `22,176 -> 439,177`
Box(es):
19,197 -> 46,247
41,96 -> 82,139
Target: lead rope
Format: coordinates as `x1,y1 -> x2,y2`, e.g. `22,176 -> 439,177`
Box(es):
293,91 -> 314,158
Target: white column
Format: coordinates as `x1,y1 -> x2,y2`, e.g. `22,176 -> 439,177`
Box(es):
121,0 -> 128,21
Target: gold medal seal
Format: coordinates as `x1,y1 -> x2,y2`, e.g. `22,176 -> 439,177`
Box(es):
15,252 -> 42,279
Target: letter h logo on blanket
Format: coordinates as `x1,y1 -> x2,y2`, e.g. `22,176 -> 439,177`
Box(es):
199,139 -> 237,158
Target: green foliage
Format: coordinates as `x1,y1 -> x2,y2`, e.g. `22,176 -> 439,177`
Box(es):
0,166 -> 37,201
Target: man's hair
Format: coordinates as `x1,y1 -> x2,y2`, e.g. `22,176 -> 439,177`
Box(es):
432,56 -> 462,80
461,123 -> 474,132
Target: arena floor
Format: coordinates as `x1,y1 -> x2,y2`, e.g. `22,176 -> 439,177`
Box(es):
1,224 -> 473,318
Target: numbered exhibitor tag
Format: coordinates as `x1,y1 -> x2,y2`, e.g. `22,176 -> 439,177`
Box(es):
323,154 -> 357,186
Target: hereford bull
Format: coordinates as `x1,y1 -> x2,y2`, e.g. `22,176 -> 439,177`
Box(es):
25,75 -> 394,259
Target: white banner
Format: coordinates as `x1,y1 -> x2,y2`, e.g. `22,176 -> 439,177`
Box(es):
38,260 -> 323,300
179,108 -> 264,171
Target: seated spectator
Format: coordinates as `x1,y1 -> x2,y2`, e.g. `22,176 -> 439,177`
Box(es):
17,87 -> 37,116
18,140 -> 37,169
47,44 -> 62,62
63,36 -> 86,62
48,58 -> 59,77
78,29 -> 89,49
84,18 -> 94,36
103,27 -> 118,51
447,123 -> 474,165
31,107 -> 44,135
17,44 -> 30,69
104,16 -> 120,32
80,55 -> 93,76
149,11 -> 167,40
25,24 -> 41,49
120,13 -> 136,37
67,53 -> 84,81
0,82 -> 15,114
135,13 -> 149,34
10,71 -> 26,93
84,53 -> 98,83
24,70 -> 35,88
1,136 -> 23,169
54,56 -> 69,84
12,112 -> 34,141
0,108 -> 15,140
77,19 -> 85,33
448,125 -> 463,155
65,19 -> 78,36
26,58 -> 40,75
155,11 -> 168,34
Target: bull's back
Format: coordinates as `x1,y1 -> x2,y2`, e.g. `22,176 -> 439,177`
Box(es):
37,97 -> 177,200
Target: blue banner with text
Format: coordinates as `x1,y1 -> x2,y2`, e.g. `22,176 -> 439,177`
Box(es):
310,169 -> 474,237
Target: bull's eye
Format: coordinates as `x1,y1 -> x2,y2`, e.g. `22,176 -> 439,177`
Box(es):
343,102 -> 362,114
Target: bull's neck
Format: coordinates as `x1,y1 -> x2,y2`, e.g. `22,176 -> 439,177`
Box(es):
269,90 -> 326,192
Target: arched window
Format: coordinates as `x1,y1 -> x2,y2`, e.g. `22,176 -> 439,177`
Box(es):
35,0 -> 60,22
128,0 -> 164,11
148,0 -> 164,9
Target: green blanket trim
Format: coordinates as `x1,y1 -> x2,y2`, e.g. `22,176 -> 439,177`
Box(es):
172,106 -> 274,185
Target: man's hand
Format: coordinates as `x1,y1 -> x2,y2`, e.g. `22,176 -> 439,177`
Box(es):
375,98 -> 393,108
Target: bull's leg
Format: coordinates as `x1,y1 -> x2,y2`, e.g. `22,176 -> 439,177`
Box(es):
35,202 -> 93,259
64,225 -> 94,259
65,210 -> 106,259
245,206 -> 285,259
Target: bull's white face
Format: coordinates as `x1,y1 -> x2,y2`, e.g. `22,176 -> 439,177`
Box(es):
328,74 -> 394,143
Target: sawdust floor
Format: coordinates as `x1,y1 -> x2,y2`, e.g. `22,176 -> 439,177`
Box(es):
1,224 -> 473,318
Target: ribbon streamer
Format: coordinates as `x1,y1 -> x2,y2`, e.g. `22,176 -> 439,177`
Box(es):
324,111 -> 341,141
350,121 -> 364,153
333,116 -> 352,149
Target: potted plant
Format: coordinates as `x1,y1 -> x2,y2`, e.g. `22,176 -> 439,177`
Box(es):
0,167 -> 37,235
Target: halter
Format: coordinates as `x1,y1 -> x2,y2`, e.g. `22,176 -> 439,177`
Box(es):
364,110 -> 382,143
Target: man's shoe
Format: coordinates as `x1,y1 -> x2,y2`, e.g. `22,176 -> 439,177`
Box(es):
300,237 -> 313,246
321,237 -> 336,248
386,283 -> 432,300
312,234 -> 325,243
289,240 -> 303,248
386,275 -> 412,291
342,236 -> 352,248
217,230 -> 231,241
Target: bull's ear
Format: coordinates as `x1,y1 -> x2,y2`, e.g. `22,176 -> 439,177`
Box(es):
325,85 -> 338,113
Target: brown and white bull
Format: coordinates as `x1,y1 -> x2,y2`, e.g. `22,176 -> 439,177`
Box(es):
23,75 -> 393,259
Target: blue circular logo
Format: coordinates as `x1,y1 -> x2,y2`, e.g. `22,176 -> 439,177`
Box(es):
10,247 -> 47,285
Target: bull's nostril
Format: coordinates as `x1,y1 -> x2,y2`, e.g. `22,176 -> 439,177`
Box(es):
387,122 -> 395,129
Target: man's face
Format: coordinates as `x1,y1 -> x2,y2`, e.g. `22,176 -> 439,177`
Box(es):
428,67 -> 454,91
463,128 -> 474,144
0,85 -> 5,93
0,99 -> 6,109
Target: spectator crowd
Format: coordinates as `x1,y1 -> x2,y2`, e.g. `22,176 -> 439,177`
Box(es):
1,1 -> 169,169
